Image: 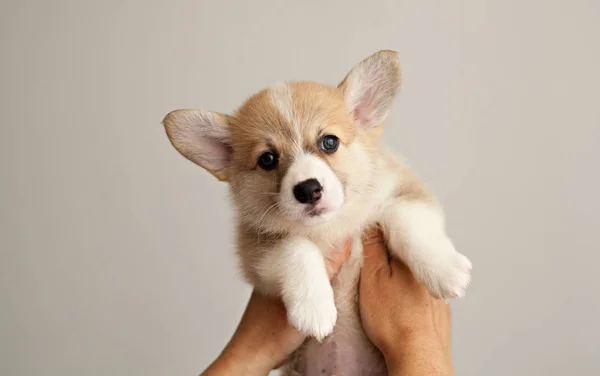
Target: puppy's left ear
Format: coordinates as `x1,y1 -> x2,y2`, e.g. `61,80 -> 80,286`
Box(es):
338,50 -> 401,129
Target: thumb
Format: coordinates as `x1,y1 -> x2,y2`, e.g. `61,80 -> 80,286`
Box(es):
361,236 -> 390,278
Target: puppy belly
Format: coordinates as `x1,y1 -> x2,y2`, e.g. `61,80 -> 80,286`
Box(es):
282,247 -> 386,376
300,331 -> 385,376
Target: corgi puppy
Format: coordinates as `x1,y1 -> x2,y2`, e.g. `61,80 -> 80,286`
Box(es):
162,50 -> 472,376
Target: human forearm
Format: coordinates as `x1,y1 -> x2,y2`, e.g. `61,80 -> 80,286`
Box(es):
201,336 -> 275,376
383,339 -> 454,376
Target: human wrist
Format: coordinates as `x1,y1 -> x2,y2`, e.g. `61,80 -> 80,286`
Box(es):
204,291 -> 303,375
202,340 -> 273,376
383,339 -> 453,376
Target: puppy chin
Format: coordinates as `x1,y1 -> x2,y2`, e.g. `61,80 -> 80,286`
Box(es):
278,196 -> 343,227
300,206 -> 340,226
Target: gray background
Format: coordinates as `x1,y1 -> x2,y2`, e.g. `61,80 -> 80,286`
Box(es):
1,1 -> 599,375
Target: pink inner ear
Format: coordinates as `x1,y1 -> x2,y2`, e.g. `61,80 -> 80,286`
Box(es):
196,136 -> 233,170
353,87 -> 378,125
353,108 -> 363,122
226,143 -> 233,154
222,144 -> 234,164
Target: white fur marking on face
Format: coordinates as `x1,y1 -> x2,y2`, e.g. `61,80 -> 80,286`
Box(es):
270,82 -> 302,149
279,153 -> 345,224
381,201 -> 472,298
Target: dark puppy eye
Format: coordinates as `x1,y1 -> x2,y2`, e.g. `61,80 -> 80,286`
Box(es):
319,135 -> 339,154
258,151 -> 278,170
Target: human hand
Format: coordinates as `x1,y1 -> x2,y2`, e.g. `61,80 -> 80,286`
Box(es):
201,238 -> 352,376
359,227 -> 455,376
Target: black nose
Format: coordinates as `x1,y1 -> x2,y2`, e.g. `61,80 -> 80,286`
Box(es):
293,179 -> 323,204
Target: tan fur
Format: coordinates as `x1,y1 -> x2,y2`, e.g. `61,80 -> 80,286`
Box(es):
162,50 -> 471,376
222,78 -> 433,373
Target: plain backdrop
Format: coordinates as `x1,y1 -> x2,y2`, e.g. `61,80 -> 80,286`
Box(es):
1,1 -> 599,375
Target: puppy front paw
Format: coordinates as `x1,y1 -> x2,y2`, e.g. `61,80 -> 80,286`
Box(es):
413,238 -> 472,299
285,286 -> 337,341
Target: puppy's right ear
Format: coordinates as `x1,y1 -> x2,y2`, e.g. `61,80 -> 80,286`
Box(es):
162,109 -> 233,181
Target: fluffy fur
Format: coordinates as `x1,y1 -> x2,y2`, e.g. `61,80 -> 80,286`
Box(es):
162,50 -> 472,376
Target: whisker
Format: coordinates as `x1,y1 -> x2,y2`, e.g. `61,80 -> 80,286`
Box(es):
254,202 -> 279,229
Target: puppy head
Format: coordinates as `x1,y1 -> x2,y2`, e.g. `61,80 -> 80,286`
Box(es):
163,50 -> 401,232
